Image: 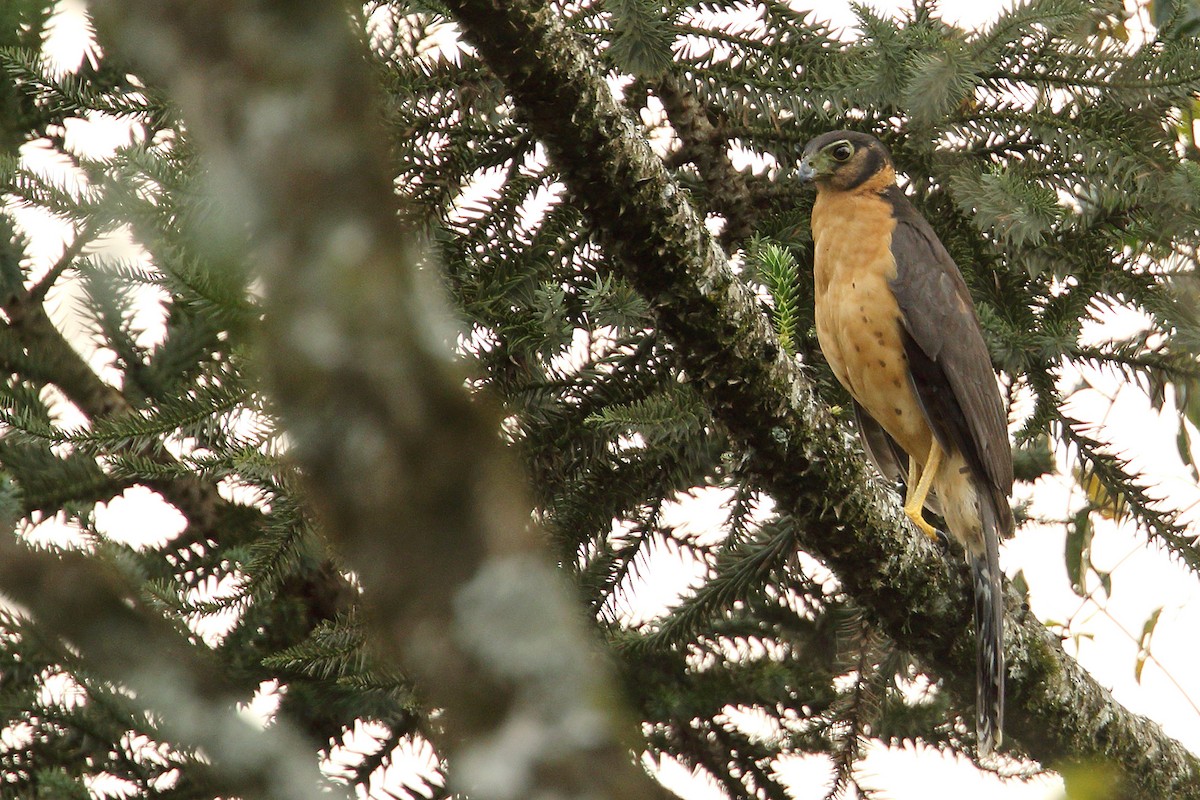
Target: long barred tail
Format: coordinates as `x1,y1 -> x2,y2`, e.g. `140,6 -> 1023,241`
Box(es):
973,499 -> 1005,755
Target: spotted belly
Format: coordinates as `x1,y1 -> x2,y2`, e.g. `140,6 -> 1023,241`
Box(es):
809,187 -> 985,549
815,269 -> 933,465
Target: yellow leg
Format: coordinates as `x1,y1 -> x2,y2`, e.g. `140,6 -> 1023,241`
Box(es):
903,439 -> 942,541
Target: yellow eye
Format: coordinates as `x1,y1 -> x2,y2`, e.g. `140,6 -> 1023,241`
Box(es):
831,142 -> 853,162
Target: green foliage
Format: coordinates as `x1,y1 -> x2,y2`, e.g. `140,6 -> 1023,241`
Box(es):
0,13 -> 422,799
368,0 -> 1200,794
606,0 -> 676,77
950,163 -> 1066,250
0,610 -> 205,797
1152,0 -> 1200,38
2,1 -> 1199,799
0,2 -> 53,153
750,238 -> 803,356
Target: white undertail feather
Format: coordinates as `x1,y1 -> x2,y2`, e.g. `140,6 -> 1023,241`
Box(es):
932,451 -> 1005,754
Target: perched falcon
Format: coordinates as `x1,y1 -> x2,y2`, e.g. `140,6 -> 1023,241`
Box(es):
798,130 -> 1013,754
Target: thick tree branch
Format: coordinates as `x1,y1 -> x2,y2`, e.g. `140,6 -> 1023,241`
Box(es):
94,1 -> 665,798
655,76 -> 757,250
440,1 -> 1200,796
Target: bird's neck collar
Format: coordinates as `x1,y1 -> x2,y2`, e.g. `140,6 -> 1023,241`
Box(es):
815,163 -> 897,197
851,164 -> 896,195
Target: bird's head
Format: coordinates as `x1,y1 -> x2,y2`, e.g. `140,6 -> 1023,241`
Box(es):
798,131 -> 896,192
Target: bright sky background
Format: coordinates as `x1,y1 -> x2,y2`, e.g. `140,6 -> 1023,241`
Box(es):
17,1 -> 1199,799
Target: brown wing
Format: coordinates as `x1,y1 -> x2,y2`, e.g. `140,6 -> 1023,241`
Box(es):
853,399 -> 943,516
884,187 -> 1013,512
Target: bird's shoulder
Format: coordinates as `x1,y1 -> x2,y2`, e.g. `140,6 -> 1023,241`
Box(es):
882,187 -> 962,280
879,187 -> 1014,493
881,186 -> 977,346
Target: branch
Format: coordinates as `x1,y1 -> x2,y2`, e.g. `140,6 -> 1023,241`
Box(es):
654,76 -> 757,250
93,1 -> 667,798
3,233 -> 369,751
0,535 -> 337,800
440,0 -> 1200,795
0,91 -> 358,759
27,225 -> 93,306
2,279 -> 228,534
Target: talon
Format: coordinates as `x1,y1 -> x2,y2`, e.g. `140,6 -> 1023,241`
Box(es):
935,527 -> 952,551
903,440 -> 943,542
905,507 -> 941,542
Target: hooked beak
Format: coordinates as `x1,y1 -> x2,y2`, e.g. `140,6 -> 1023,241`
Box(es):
797,158 -> 816,183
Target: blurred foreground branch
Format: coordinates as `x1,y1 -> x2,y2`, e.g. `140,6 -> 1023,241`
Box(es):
0,538 -> 335,800
93,1 -> 663,798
